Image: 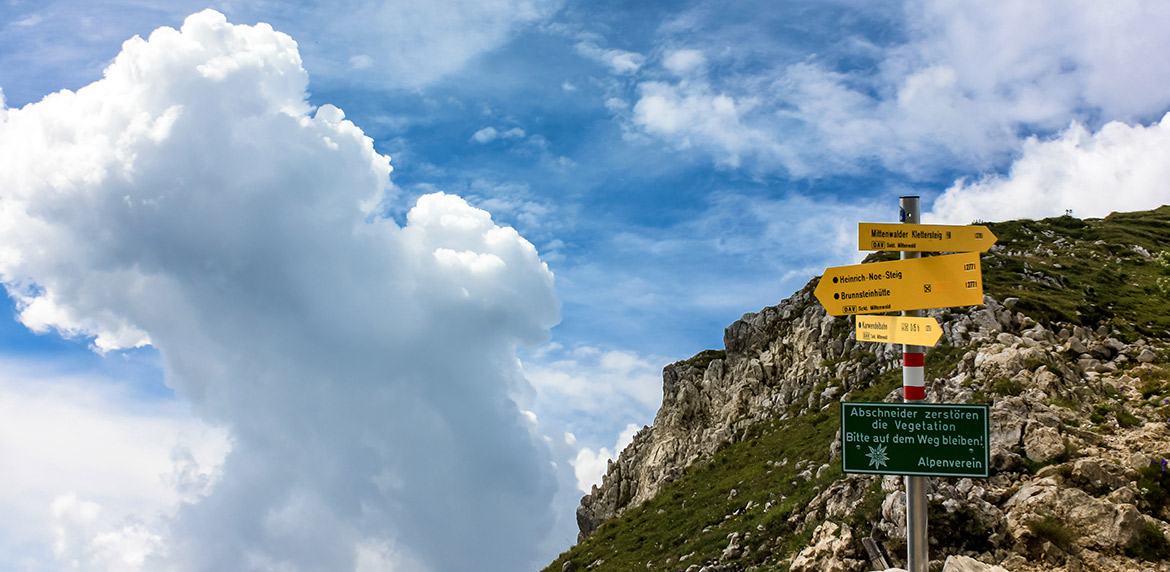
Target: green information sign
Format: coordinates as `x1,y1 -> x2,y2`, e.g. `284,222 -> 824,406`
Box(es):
841,402 -> 990,478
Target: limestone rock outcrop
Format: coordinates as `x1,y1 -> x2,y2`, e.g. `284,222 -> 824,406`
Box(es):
577,282 -> 903,539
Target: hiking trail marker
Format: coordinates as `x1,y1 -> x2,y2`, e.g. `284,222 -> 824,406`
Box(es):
859,223 -> 997,253
814,251 -> 983,316
855,315 -> 942,346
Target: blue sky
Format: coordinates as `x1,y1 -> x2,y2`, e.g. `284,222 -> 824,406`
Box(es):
2,1 -> 1170,571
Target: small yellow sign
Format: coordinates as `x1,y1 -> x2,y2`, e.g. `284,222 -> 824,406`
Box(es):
815,252 -> 984,316
859,223 -> 997,253
855,315 -> 943,346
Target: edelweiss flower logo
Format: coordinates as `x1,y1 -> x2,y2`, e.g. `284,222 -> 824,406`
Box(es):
866,444 -> 889,470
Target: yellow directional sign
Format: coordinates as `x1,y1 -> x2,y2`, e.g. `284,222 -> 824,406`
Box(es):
815,252 -> 984,316
859,223 -> 997,252
855,315 -> 943,346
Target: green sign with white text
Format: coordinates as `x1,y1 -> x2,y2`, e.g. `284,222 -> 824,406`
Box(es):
841,402 -> 990,478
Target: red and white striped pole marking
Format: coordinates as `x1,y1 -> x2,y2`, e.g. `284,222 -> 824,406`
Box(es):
903,350 -> 925,401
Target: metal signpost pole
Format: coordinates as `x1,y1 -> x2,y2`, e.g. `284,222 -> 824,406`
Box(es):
900,195 -> 929,572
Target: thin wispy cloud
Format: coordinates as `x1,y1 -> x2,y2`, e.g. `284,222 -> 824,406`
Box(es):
287,0 -> 563,88
574,40 -> 645,75
0,0 -> 563,105
612,0 -> 1170,178
472,126 -> 527,143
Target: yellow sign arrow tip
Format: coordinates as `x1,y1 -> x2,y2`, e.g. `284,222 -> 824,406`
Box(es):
854,315 -> 943,346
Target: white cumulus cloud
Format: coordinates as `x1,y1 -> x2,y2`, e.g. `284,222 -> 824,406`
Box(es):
0,10 -> 560,572
928,115 -> 1170,224
0,360 -> 228,572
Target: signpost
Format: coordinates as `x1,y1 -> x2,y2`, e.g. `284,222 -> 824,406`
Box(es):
859,223 -> 997,253
841,402 -> 990,478
855,315 -> 942,346
814,251 -> 984,316
815,196 -> 997,572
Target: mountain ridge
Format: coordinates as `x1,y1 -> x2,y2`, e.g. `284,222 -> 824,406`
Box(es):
546,206 -> 1170,572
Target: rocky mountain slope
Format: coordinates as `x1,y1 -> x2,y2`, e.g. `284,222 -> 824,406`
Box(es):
544,207 -> 1170,572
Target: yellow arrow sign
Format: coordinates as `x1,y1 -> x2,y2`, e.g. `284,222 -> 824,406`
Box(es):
815,252 -> 984,316
859,223 -> 997,252
855,315 -> 943,346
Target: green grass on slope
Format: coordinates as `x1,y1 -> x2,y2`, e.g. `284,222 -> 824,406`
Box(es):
544,412 -> 838,572
543,354 -> 914,572
982,206 -> 1170,339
